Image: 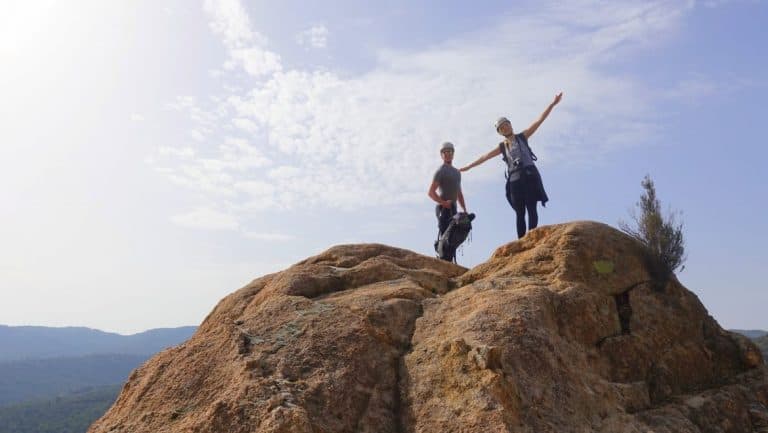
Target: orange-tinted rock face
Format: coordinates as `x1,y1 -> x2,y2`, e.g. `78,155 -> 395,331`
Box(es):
88,222 -> 768,433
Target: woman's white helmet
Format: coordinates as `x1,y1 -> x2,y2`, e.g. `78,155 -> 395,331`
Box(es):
495,117 -> 511,131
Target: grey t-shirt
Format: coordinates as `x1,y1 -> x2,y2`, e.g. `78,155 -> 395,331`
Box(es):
433,164 -> 461,201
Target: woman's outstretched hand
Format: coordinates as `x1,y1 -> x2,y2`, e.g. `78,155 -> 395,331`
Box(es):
552,91 -> 563,106
459,166 -> 470,172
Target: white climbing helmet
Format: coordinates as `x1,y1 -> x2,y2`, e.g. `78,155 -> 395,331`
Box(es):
495,117 -> 511,131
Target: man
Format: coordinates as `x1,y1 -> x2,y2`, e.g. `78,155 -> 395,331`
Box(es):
428,142 -> 467,261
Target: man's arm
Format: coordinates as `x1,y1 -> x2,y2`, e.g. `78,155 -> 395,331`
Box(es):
428,181 -> 451,208
457,189 -> 467,212
523,92 -> 563,140
459,146 -> 502,172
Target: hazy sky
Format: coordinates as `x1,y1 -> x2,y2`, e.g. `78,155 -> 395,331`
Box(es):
1,0 -> 766,334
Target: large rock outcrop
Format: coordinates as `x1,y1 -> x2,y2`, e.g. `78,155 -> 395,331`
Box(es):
88,221 -> 768,433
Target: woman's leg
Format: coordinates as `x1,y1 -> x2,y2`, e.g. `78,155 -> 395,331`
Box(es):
514,205 -> 527,239
526,200 -> 538,230
507,179 -> 528,239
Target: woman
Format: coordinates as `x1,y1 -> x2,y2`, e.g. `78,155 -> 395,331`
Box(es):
460,92 -> 562,239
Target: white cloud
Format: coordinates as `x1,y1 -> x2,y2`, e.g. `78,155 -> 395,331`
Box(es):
664,75 -> 717,103
189,129 -> 206,141
267,165 -> 300,179
701,0 -> 740,8
166,96 -> 222,132
203,0 -> 261,48
202,0 -> 280,77
226,47 -> 282,77
243,231 -> 296,241
170,208 -> 239,230
296,25 -> 329,49
232,117 -> 259,133
157,146 -> 195,158
218,137 -> 272,170
130,113 -> 145,122
156,0 -> 694,220
233,179 -> 274,196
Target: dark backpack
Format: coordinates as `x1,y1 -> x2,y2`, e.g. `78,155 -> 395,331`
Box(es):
436,212 -> 476,262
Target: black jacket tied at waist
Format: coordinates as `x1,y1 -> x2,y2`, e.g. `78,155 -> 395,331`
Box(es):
499,134 -> 548,209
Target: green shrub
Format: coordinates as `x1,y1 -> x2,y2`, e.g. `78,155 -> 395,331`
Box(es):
620,175 -> 686,288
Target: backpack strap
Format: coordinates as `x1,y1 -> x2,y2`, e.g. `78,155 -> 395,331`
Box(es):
516,133 -> 537,161
498,141 -> 508,164
498,142 -> 510,180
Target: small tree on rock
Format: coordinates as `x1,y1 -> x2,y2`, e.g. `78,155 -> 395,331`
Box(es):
620,175 -> 686,289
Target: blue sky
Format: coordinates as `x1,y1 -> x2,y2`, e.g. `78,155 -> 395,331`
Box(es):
0,0 -> 765,334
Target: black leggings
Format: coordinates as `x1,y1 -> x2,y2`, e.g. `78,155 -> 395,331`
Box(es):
514,201 -> 538,239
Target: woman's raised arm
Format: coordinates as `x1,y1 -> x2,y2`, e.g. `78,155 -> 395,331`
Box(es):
523,92 -> 563,139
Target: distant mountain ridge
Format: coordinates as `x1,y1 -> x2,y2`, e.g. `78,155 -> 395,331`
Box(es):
0,324 -> 197,430
731,329 -> 768,339
730,330 -> 767,365
0,325 -> 196,361
0,354 -> 146,406
755,335 -> 768,362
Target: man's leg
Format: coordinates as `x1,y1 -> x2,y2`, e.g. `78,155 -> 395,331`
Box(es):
436,204 -> 457,261
438,203 -> 457,235
438,209 -> 451,237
